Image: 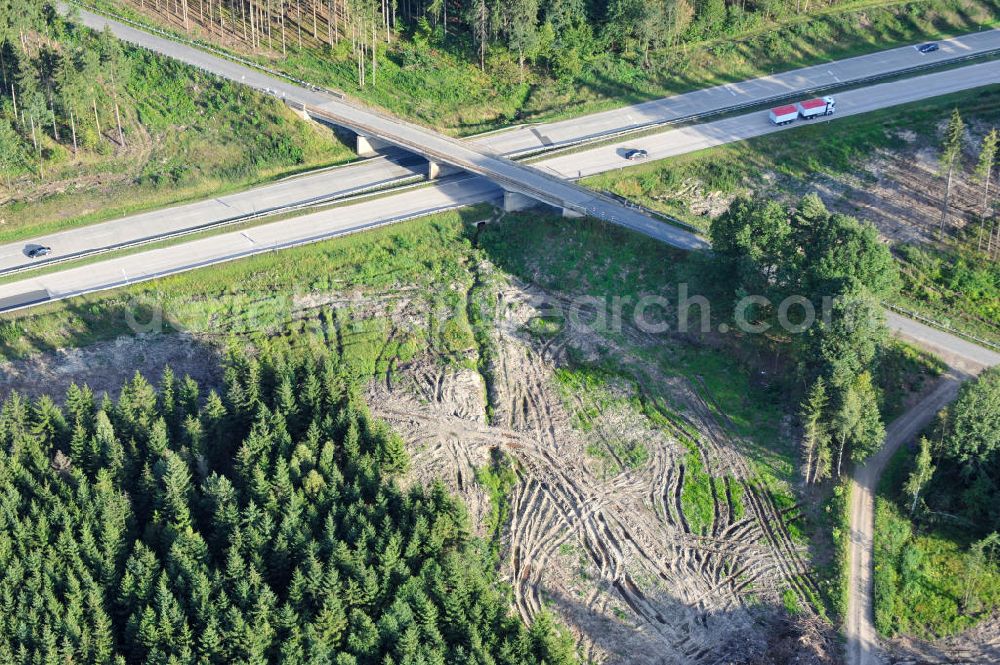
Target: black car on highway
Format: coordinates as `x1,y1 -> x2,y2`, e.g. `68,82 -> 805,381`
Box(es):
26,246 -> 52,259
624,148 -> 649,161
917,43 -> 939,53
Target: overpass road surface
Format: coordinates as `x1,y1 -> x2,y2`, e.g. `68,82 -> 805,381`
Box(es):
2,50 -> 1000,309
61,4 -> 692,237
12,14 -> 1000,664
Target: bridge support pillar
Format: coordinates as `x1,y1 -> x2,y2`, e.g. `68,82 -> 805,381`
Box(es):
356,134 -> 391,158
427,160 -> 460,179
502,190 -> 540,213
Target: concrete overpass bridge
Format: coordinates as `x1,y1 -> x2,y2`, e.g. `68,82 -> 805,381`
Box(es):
300,101 -> 697,241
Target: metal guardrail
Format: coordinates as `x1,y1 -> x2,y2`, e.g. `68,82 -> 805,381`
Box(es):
0,197 -> 480,314
302,104 -> 592,213
0,172 -> 429,279
509,45 -> 1000,160
597,190 -> 703,234
882,301 -> 1000,353
26,1 -> 1000,353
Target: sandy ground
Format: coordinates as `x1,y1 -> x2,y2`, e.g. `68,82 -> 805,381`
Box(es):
815,144 -> 985,246
675,127 -> 991,249
0,263 -> 844,663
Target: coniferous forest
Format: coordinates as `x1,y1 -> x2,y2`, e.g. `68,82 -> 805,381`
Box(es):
0,343 -> 578,664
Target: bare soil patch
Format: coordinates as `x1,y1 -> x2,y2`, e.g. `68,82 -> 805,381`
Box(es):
0,333 -> 221,401
887,610 -> 1000,664
814,146 -> 985,246
0,260 -> 838,663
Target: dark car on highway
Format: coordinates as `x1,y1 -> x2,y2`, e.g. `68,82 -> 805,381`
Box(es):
26,246 -> 52,259
917,43 -> 939,53
624,148 -> 649,161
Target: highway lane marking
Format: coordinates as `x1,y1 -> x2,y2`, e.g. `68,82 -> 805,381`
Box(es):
241,232 -> 255,244
828,69 -> 840,82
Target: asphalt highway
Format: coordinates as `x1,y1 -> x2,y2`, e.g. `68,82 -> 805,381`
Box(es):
0,153 -> 426,271
540,59 -> 1000,179
0,176 -> 504,308
485,28 -> 1000,155
9,13 -> 1000,665
64,4 -> 671,235
3,59 -> 1000,307
4,58 -> 998,277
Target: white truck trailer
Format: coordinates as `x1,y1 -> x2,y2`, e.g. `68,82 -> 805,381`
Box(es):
796,96 -> 836,119
768,104 -> 799,125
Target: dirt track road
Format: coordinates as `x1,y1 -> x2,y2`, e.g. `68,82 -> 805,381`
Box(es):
844,313 -> 1000,665
844,372 -> 965,665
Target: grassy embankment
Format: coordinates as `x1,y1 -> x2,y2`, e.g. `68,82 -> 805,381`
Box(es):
873,440 -> 1000,639
0,18 -> 353,242
92,0 -> 1000,134
584,85 -> 1000,347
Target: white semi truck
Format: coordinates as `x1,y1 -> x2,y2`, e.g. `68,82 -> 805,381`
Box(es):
768,96 -> 836,125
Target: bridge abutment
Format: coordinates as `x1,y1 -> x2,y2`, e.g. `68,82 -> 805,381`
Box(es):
356,134 -> 392,158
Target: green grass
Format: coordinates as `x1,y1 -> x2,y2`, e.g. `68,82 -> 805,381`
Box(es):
680,439 -> 717,536
92,0 -> 1000,134
894,241 -> 1000,347
782,587 -> 803,615
0,201 -> 802,563
825,480 -> 853,622
476,448 -> 521,561
583,84 -> 1000,348
875,341 -> 948,422
0,206 -> 491,363
552,366 -> 650,476
0,197 -> 927,628
480,212 -> 808,550
873,441 -> 1000,639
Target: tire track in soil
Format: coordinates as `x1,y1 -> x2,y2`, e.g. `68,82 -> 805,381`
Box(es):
368,278 -> 815,663
686,377 -> 822,608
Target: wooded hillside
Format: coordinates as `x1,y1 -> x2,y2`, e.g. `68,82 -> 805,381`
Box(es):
94,0 -> 1000,130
